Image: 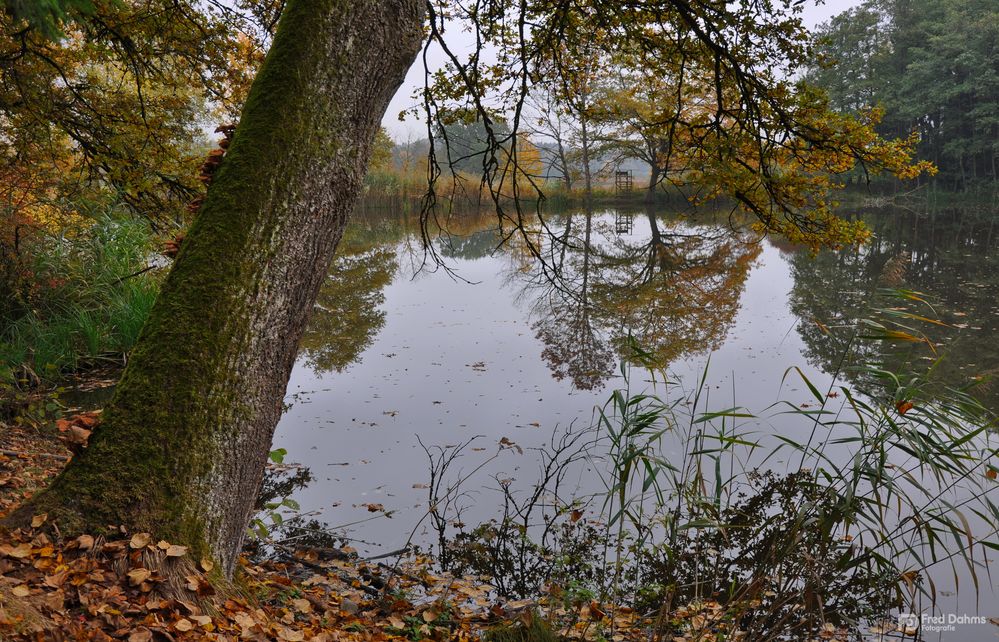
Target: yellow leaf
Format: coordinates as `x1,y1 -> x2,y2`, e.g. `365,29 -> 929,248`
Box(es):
11,584 -> 30,597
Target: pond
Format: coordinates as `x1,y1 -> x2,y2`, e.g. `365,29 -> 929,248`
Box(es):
273,201 -> 999,640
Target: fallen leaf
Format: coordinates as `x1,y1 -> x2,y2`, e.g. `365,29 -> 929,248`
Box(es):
42,589 -> 64,611
66,426 -> 91,445
44,571 -> 68,588
166,544 -> 188,557
174,618 -> 193,632
11,584 -> 30,597
30,513 -> 47,528
6,542 -> 31,558
129,533 -> 152,549
128,628 -> 153,642
127,568 -> 152,585
234,612 -> 257,631
498,437 -> 523,454
75,412 -> 100,427
277,626 -> 305,641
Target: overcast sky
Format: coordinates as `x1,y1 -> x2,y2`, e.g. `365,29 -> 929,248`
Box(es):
380,0 -> 863,140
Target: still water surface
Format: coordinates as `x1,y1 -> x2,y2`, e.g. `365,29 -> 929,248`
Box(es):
274,203 -> 999,639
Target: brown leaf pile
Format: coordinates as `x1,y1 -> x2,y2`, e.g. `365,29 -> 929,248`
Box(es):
0,518 -> 673,642
0,422 -> 72,518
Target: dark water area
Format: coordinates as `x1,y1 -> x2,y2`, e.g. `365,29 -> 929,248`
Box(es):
272,202 -> 998,640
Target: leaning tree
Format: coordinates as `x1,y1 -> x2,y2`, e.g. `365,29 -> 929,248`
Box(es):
3,0 -> 425,574
4,0 -> 933,577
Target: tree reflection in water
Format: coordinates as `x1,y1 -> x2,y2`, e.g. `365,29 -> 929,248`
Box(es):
521,207 -> 761,389
788,205 -> 999,411
298,214 -> 400,375
297,205 -> 763,389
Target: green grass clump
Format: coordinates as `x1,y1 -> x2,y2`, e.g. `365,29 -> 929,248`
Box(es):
0,212 -> 162,385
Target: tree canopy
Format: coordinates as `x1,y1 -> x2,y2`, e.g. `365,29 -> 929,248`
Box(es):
0,0 -> 265,227
807,0 -> 999,189
421,0 -> 934,256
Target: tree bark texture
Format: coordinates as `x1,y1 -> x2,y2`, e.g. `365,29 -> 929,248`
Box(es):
8,0 -> 425,575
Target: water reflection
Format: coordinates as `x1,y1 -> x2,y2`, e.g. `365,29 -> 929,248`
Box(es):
529,211 -> 615,390
788,206 -> 999,412
274,201 -> 997,640
589,210 -> 761,371
297,206 -> 764,388
521,208 -> 763,389
299,220 -> 398,375
298,204 -> 999,406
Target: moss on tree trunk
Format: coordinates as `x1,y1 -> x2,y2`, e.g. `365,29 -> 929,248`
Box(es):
5,0 -> 424,575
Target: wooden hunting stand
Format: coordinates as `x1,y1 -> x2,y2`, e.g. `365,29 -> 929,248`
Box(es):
615,169 -> 633,193
615,210 -> 634,234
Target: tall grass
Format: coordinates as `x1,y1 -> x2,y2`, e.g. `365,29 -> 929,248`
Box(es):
430,291 -> 999,640
1,214 -> 161,385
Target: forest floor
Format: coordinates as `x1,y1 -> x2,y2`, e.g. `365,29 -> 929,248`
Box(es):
0,411 -> 673,642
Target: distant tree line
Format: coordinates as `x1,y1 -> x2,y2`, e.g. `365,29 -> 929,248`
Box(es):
807,0 -> 999,190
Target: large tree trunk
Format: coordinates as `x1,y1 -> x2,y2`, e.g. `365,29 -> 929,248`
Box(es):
7,0 -> 424,575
